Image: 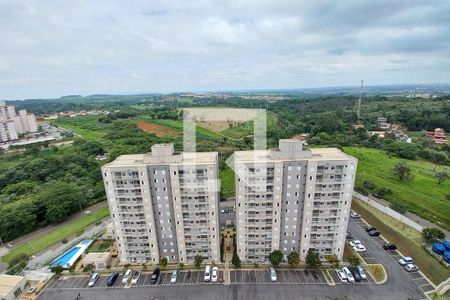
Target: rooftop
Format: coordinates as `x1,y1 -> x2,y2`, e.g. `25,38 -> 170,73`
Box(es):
0,274 -> 25,297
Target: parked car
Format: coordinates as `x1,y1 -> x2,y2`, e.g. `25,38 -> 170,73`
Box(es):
336,270 -> 348,283
405,264 -> 419,272
88,273 -> 100,287
383,243 -> 397,250
107,273 -> 119,287
368,230 -> 380,237
349,267 -> 362,282
131,270 -> 141,285
224,208 -> 230,214
151,268 -> 160,284
170,270 -> 178,283
211,267 -> 219,283
204,265 -> 211,282
341,267 -> 355,283
346,232 -> 353,240
350,212 -> 361,219
366,226 -> 376,232
270,267 -> 277,282
398,256 -> 414,266
353,244 -> 366,252
356,266 -> 367,280
349,240 -> 362,247
122,269 -> 132,284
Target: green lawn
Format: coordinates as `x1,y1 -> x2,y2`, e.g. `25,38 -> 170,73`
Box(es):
51,116 -> 108,140
220,167 -> 235,198
344,147 -> 450,230
221,122 -> 253,139
2,206 -> 110,264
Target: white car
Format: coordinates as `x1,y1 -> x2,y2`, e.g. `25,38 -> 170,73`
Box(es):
350,211 -> 361,219
204,266 -> 211,282
405,264 -> 419,272
398,256 -> 414,266
356,266 -> 367,280
342,267 -> 355,283
170,270 -> 178,283
349,240 -> 362,247
211,267 -> 219,283
336,270 -> 348,283
270,267 -> 277,282
353,244 -> 367,252
88,273 -> 99,287
131,270 -> 141,285
122,269 -> 132,284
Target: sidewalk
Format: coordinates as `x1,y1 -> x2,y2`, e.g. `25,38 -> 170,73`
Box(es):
27,218 -> 109,270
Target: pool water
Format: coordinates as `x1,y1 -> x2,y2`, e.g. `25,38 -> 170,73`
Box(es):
51,246 -> 81,268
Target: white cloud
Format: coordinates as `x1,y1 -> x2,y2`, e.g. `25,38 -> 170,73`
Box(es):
0,0 -> 449,99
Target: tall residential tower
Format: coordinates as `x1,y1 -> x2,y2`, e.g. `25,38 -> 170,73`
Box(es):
101,144 -> 220,264
234,139 -> 357,262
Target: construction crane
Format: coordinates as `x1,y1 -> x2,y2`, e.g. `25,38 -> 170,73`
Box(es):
356,80 -> 364,123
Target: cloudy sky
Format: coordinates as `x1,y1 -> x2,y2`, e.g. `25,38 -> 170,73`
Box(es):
1,0 -> 449,99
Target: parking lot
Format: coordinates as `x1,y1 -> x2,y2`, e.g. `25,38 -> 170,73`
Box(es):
45,270 -> 224,290
349,218 -> 435,294
230,269 -> 328,285
330,269 -> 375,285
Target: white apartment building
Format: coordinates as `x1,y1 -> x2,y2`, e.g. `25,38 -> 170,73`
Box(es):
0,101 -> 38,142
234,139 -> 357,262
101,144 -> 220,264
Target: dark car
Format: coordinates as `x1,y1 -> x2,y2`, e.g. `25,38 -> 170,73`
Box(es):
368,230 -> 380,236
349,267 -> 362,282
365,226 -> 376,232
383,243 -> 397,250
346,232 -> 353,240
106,273 -> 119,286
151,268 -> 160,284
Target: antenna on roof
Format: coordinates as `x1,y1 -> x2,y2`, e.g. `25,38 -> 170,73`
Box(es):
357,80 -> 364,122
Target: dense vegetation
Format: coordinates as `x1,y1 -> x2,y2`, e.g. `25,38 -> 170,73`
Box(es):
1,93 -> 449,245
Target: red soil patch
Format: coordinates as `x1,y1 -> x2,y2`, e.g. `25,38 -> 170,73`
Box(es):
137,121 -> 177,137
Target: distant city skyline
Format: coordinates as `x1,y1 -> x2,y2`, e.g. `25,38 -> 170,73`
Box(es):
1,1 -> 449,99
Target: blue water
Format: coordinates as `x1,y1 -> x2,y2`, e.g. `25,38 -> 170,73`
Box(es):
81,239 -> 92,246
51,246 -> 81,267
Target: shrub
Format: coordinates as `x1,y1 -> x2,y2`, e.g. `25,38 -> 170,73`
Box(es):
268,250 -> 284,267
232,253 -> 241,268
61,238 -> 68,244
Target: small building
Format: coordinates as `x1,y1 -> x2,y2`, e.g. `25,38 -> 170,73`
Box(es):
426,128 -> 448,144
0,274 -> 27,300
83,252 -> 112,270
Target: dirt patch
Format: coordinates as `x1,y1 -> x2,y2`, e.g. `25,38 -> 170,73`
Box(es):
137,121 -> 178,137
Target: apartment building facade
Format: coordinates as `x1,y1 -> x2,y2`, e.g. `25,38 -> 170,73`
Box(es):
101,144 -> 220,264
0,101 -> 38,142
234,139 -> 357,262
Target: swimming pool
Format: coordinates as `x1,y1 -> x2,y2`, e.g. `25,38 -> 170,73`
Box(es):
51,239 -> 93,269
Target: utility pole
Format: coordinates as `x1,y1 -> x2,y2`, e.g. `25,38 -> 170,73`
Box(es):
357,80 -> 364,123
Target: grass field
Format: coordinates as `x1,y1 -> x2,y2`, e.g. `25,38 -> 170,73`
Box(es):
352,199 -> 450,285
220,167 -> 235,198
343,147 -> 450,230
51,116 -> 107,140
2,206 -> 110,264
139,117 -> 224,141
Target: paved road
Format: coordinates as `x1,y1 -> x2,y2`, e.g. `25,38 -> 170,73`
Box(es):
347,219 -> 426,299
38,281 -> 426,300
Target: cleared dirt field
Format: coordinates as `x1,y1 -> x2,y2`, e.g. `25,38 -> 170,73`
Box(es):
198,120 -> 243,132
137,121 -> 178,136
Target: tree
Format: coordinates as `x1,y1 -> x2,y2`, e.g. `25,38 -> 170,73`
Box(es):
6,254 -> 29,275
50,265 -> 64,275
422,227 -> 445,244
392,162 -> 413,181
287,252 -> 300,267
268,250 -> 284,267
232,253 -> 241,268
194,255 -> 203,269
435,170 -> 449,185
305,249 -> 321,269
325,255 -> 339,268
348,255 -> 361,267
160,257 -> 168,268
